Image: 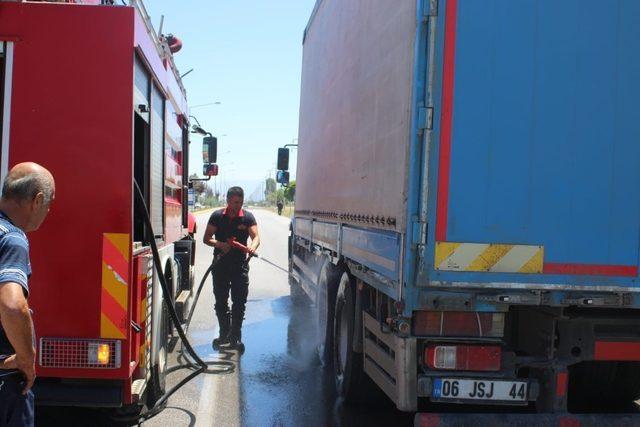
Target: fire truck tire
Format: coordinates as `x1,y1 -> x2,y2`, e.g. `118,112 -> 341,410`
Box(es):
190,232 -> 196,261
108,404 -> 144,426
317,259 -> 338,367
333,271 -> 377,405
147,301 -> 170,407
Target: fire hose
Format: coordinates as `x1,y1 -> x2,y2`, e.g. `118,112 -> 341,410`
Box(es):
132,181 -> 234,424
131,181 -> 289,424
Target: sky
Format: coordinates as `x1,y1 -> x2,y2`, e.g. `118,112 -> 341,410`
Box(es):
144,0 -> 316,201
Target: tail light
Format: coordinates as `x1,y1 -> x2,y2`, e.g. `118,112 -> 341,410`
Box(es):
40,338 -> 121,369
413,311 -> 505,337
425,345 -> 501,371
89,343 -> 111,365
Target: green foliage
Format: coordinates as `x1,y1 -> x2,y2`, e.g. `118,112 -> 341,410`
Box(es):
189,174 -> 206,196
283,181 -> 295,202
267,188 -> 285,205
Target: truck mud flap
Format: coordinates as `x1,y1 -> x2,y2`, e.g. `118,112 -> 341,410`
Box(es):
415,413 -> 640,427
363,311 -> 417,411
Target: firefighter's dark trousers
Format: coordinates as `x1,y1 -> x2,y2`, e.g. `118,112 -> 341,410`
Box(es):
213,261 -> 249,333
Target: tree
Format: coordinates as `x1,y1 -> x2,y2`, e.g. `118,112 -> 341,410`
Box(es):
189,174 -> 206,196
283,181 -> 296,202
267,188 -> 285,205
264,178 -> 277,199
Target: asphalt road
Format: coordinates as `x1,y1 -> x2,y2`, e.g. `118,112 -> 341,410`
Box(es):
37,208 -> 413,427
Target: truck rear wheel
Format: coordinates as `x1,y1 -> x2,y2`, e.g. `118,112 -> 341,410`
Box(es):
333,271 -> 376,404
568,361 -> 640,410
316,260 -> 338,366
289,251 -> 309,305
613,362 -> 640,401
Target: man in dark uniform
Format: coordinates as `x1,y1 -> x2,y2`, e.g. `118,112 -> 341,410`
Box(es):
0,162 -> 55,427
203,186 -> 259,351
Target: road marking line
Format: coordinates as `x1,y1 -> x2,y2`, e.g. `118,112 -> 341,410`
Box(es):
195,373 -> 215,427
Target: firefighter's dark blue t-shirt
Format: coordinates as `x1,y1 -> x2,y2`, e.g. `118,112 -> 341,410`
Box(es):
208,208 -> 256,264
0,211 -> 32,358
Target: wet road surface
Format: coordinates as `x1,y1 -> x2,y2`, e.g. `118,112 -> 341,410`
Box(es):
37,209 -> 414,427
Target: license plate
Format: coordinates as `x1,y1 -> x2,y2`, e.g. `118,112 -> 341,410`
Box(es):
433,378 -> 528,403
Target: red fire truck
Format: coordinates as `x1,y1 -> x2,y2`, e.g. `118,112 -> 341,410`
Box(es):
0,0 -> 209,409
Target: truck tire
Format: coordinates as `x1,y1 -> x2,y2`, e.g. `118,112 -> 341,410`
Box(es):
333,271 -> 377,404
290,275 -> 308,304
147,301 -> 170,407
289,253 -> 308,305
612,362 -> 640,402
570,362 -> 640,412
316,260 -> 338,366
569,362 -> 622,409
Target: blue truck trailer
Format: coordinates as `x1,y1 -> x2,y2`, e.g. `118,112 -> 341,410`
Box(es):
283,0 -> 640,424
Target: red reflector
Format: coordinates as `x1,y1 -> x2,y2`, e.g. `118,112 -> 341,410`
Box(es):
559,417 -> 580,427
556,372 -> 568,397
416,413 -> 441,427
425,345 -> 501,371
594,341 -> 640,361
414,311 -> 505,337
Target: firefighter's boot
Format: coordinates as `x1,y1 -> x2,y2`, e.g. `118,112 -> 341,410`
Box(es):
229,313 -> 245,353
212,312 -> 230,349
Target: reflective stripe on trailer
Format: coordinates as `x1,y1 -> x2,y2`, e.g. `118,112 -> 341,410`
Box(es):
435,242 -> 544,274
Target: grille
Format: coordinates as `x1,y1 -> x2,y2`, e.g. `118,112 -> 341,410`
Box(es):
39,338 -> 121,369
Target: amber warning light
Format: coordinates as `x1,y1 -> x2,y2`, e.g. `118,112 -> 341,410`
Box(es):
88,343 -> 111,365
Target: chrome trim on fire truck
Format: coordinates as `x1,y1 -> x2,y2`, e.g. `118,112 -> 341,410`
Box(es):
1,42 -> 14,183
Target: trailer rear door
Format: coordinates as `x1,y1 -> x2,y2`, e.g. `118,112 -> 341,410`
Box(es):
426,0 -> 640,289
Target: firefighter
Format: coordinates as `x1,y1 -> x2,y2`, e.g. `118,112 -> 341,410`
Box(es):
0,163 -> 55,427
203,186 -> 260,351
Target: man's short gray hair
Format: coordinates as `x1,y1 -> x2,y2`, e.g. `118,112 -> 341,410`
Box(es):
2,173 -> 54,204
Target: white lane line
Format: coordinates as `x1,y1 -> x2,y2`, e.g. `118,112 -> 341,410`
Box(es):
195,374 -> 215,427
196,352 -> 241,427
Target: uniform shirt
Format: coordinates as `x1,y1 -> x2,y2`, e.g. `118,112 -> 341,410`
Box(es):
208,208 -> 257,265
0,211 -> 31,358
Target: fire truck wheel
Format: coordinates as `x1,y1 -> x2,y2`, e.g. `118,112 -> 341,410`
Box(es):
190,232 -> 197,261
147,301 -> 170,407
108,403 -> 144,425
333,271 -> 377,404
317,259 -> 338,367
